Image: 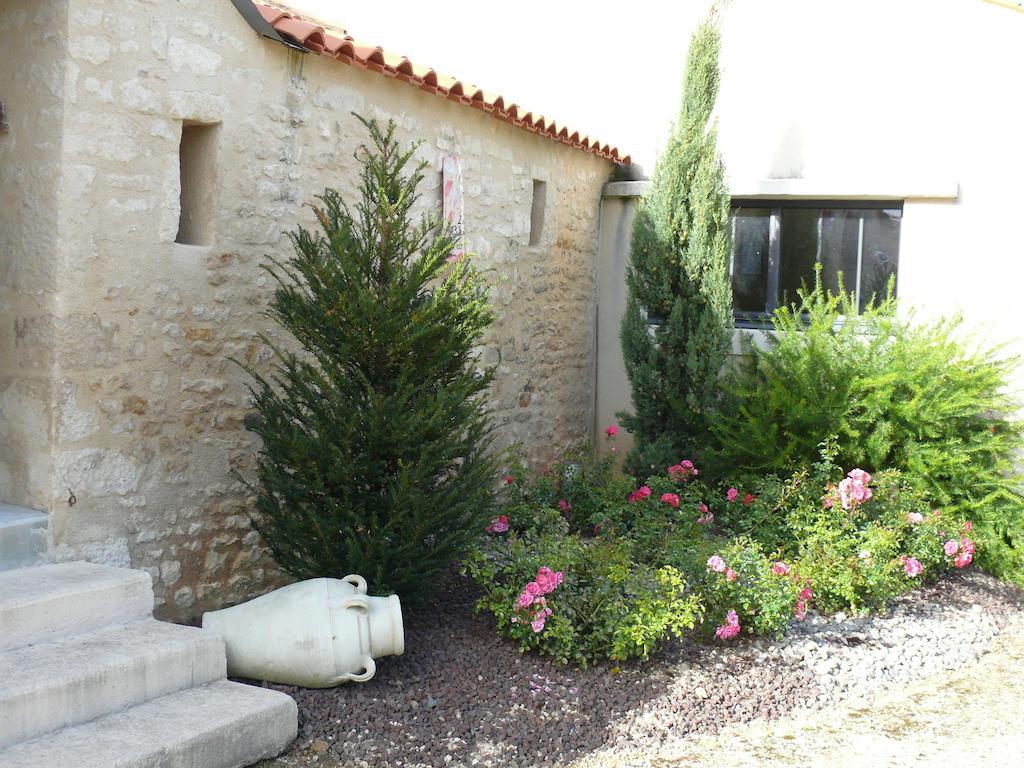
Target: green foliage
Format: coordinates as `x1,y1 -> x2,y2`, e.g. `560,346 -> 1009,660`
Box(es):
619,14 -> 733,474
709,275 -> 1024,586
679,537 -> 802,637
244,117 -> 496,602
717,446 -> 973,614
464,531 -> 701,668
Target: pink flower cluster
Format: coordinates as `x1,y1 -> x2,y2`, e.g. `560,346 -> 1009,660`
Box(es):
902,556 -> 923,577
827,468 -> 873,510
628,485 -> 652,503
794,586 -> 813,622
725,488 -> 755,505
485,515 -> 509,534
715,610 -> 741,640
514,567 -> 564,633
697,503 -> 713,525
706,555 -> 736,581
558,499 -> 571,514
771,561 -> 791,576
944,523 -> 975,569
667,460 -> 698,482
907,512 -> 924,524
660,493 -> 680,508
605,425 -> 618,438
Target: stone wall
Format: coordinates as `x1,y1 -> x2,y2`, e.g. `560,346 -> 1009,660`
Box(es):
4,0 -> 614,617
0,0 -> 69,514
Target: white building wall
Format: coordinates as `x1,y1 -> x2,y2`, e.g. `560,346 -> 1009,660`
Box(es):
597,0 -> 1024,452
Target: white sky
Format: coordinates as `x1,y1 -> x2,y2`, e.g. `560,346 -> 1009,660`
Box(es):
279,1 -> 712,170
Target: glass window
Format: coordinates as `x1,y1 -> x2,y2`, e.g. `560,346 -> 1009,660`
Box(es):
731,208 -> 771,314
729,201 -> 901,320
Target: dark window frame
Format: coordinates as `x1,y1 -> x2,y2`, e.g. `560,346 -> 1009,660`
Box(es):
729,198 -> 903,328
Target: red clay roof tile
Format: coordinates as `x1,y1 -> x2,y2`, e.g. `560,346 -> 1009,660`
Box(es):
249,2 -> 628,164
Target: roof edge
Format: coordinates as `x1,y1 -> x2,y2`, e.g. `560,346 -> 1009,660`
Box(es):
231,0 -> 629,164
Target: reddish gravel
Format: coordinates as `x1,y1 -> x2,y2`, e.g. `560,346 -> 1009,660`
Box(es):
264,573 -> 822,768
257,570 -> 1023,768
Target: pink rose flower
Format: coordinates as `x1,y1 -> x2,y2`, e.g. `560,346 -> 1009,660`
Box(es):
799,587 -> 813,601
955,551 -> 973,569
742,493 -> 755,506
771,561 -> 790,576
668,460 -> 697,481
726,487 -> 739,503
965,521 -> 974,532
485,515 -> 509,534
697,504 -> 714,525
558,499 -> 571,513
715,610 -> 741,639
605,425 -> 618,438
628,485 -> 652,503
847,468 -> 872,486
907,512 -> 924,524
903,557 -> 923,577
504,475 -> 514,485
944,539 -> 959,557
794,600 -> 807,622
725,568 -> 737,581
707,555 -> 727,573
660,492 -> 680,508
535,567 -> 564,594
516,591 -> 534,609
531,618 -> 546,633
525,581 -> 542,596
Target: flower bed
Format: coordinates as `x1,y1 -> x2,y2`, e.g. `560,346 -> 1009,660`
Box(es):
464,433 -> 979,668
264,570 -> 1023,768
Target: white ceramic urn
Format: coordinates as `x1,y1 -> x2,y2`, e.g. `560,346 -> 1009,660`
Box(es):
201,574 -> 404,687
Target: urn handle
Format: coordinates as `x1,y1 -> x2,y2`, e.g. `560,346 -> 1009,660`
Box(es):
328,657 -> 376,684
340,594 -> 370,614
342,574 -> 368,594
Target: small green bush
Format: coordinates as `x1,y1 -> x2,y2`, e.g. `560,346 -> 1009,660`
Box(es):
718,447 -> 977,613
464,529 -> 702,668
709,275 -> 1024,586
670,535 -> 802,638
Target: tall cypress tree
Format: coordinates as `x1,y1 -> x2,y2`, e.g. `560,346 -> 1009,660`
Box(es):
619,14 -> 733,476
245,117 -> 496,602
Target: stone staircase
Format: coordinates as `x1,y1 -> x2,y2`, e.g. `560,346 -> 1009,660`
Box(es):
0,561 -> 297,767
0,503 -> 48,572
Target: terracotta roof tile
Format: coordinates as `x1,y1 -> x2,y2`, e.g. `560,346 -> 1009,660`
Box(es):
249,2 -> 628,164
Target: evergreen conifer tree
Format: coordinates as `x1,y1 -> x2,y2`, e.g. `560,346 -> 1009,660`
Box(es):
245,117 -> 496,602
619,13 -> 733,476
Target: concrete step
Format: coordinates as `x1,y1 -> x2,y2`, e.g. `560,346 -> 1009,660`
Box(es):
0,503 -> 48,572
0,561 -> 153,653
0,618 -> 226,749
0,680 -> 298,768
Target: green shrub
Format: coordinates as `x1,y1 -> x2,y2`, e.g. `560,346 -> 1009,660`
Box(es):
464,530 -> 702,668
618,15 -> 733,474
709,276 -> 1024,585
244,118 -> 496,602
680,536 -> 803,637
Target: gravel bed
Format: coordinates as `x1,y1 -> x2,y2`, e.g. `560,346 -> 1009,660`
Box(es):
262,570 -> 1023,768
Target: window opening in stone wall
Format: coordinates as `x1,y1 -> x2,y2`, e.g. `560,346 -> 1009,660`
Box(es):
529,180 -> 547,246
175,122 -> 219,245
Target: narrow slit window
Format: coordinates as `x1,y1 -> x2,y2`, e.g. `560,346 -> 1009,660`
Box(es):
175,122 -> 218,245
529,180 -> 547,246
